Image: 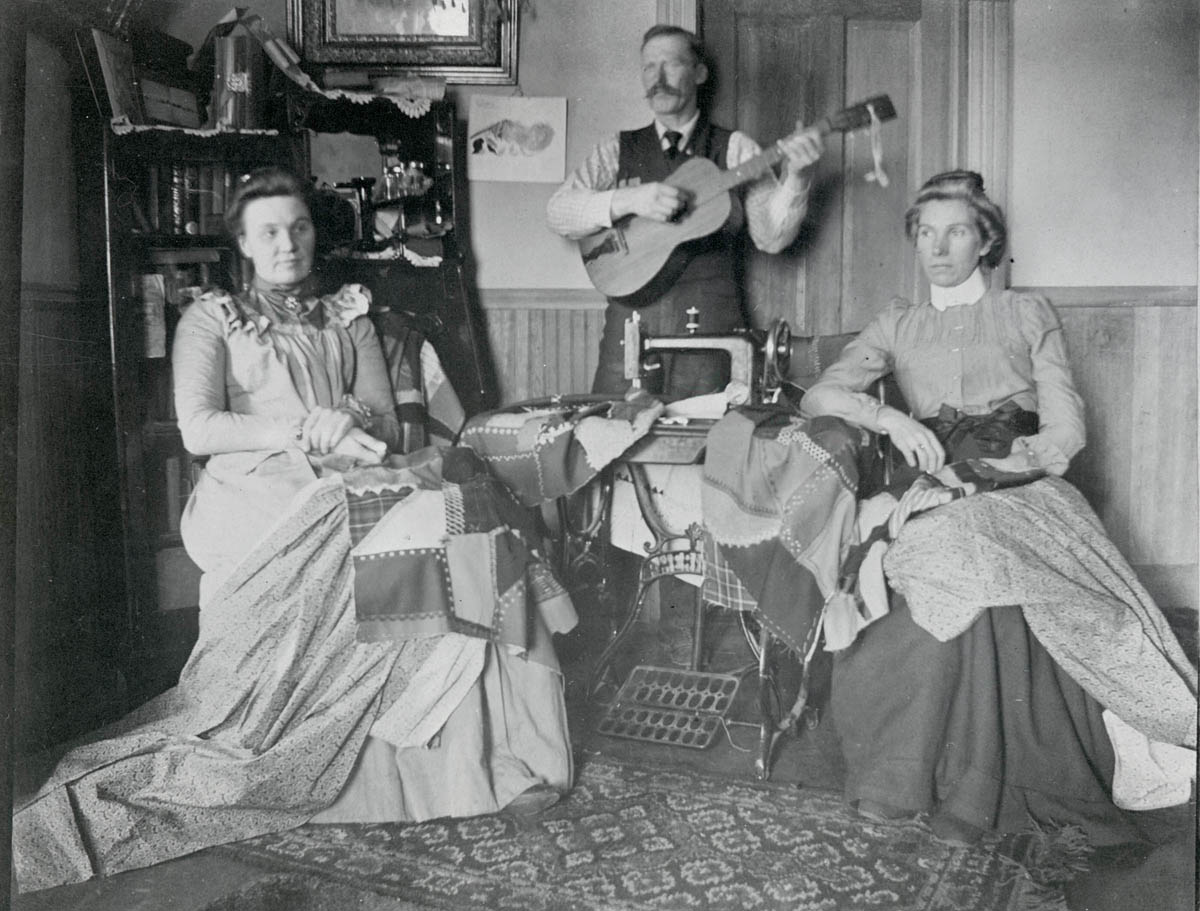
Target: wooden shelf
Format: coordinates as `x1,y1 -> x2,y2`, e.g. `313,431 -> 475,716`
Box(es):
132,234 -> 232,250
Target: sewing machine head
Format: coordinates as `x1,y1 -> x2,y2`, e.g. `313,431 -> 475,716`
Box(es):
623,308 -> 795,404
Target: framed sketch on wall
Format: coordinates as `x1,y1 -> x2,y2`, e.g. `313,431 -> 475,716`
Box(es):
288,0 -> 518,84
467,96 -> 566,183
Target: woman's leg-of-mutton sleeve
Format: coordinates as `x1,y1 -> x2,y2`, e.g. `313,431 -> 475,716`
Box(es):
173,295 -> 305,455
1014,293 -> 1086,472
800,305 -> 901,433
347,315 -> 403,452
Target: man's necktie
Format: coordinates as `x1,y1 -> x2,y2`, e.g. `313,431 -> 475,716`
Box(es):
663,130 -> 682,161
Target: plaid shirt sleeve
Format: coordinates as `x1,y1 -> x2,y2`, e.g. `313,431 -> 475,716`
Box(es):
546,135 -> 622,239
731,130 -> 811,254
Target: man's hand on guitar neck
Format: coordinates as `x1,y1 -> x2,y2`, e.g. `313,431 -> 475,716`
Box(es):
610,181 -> 694,224
775,120 -> 824,180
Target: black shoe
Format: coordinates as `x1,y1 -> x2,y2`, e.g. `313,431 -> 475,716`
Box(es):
929,812 -> 984,847
854,799 -> 918,824
501,783 -> 562,817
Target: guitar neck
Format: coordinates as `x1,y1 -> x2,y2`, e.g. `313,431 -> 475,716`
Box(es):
714,115 -> 834,194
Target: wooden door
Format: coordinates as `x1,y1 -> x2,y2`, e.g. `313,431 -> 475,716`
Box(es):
700,0 -> 1012,336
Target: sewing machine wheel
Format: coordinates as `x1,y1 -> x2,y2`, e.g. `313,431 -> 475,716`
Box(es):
764,319 -> 792,389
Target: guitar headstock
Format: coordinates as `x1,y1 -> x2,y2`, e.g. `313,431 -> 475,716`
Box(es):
826,95 -> 897,133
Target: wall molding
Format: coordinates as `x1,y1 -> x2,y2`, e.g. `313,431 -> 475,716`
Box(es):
1012,285 -> 1198,308
477,287 -> 606,310
475,284 -> 1200,314
965,1 -> 1012,288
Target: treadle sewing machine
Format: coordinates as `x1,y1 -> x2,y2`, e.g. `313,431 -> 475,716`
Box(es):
579,310 -> 823,781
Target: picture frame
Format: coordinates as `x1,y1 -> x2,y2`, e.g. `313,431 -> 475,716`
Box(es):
467,96 -> 566,183
287,0 -> 518,85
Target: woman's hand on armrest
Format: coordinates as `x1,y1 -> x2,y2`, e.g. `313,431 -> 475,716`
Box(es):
877,406 -> 945,474
330,427 -> 387,465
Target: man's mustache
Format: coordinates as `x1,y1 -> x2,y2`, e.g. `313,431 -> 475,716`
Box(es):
646,82 -> 682,99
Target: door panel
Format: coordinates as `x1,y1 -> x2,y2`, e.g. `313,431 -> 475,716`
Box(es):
842,19 -> 917,330
701,0 -> 987,336
736,16 -> 845,334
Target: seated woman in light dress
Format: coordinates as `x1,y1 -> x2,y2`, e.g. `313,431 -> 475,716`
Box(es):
14,168 -> 575,893
801,170 -> 1195,849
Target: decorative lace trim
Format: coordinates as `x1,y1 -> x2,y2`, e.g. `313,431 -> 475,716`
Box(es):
322,283 -> 371,327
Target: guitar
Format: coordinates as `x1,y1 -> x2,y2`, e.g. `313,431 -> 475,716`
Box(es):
578,95 -> 897,304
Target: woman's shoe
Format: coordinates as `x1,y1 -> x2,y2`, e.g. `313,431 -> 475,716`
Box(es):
854,799 -> 918,824
929,812 -> 984,847
501,783 -> 562,817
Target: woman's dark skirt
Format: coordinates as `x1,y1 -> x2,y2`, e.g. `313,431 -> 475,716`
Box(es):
832,595 -> 1145,846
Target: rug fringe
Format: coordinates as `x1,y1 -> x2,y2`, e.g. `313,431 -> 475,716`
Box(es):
1017,817 -> 1093,884
994,817 -> 1094,910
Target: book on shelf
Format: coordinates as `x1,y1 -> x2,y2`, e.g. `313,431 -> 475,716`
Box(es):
140,74 -> 202,129
183,163 -> 200,235
198,164 -> 213,235
161,452 -> 204,539
145,165 -> 160,231
169,163 -> 185,234
140,273 -> 167,358
139,163 -> 243,236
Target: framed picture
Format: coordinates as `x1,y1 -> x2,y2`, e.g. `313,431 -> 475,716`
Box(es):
467,96 -> 566,183
288,0 -> 518,84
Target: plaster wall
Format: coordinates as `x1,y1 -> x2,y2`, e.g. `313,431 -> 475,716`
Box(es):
1010,0 -> 1198,286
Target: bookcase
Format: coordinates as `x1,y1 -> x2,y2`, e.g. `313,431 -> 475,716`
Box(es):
102,126 -> 301,693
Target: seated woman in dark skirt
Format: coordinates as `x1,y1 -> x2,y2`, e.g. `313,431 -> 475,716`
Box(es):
801,170 -> 1195,848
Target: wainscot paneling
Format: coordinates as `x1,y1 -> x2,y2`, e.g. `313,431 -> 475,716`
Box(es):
17,282 -> 127,751
1031,286 -> 1198,611
477,289 -> 606,405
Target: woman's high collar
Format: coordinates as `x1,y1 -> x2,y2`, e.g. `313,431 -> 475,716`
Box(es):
930,266 -> 988,311
247,275 -> 324,325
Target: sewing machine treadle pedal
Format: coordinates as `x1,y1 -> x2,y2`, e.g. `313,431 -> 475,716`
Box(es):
596,666 -> 741,749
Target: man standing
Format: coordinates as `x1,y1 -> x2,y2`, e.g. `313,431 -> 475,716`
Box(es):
546,24 -> 823,398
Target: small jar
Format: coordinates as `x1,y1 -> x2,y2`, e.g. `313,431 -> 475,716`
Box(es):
382,165 -> 406,200
405,161 -> 428,192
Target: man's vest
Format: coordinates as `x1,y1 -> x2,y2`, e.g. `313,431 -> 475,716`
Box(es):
615,118 -> 742,306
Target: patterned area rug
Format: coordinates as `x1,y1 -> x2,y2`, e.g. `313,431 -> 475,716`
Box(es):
217,754 -> 1076,911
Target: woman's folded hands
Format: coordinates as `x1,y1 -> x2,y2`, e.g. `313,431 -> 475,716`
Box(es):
300,405 -> 387,464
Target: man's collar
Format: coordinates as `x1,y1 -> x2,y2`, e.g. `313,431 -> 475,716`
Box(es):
655,111 -> 700,149
930,266 -> 988,311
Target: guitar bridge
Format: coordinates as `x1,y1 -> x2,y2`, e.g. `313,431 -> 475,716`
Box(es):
580,226 -> 628,265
